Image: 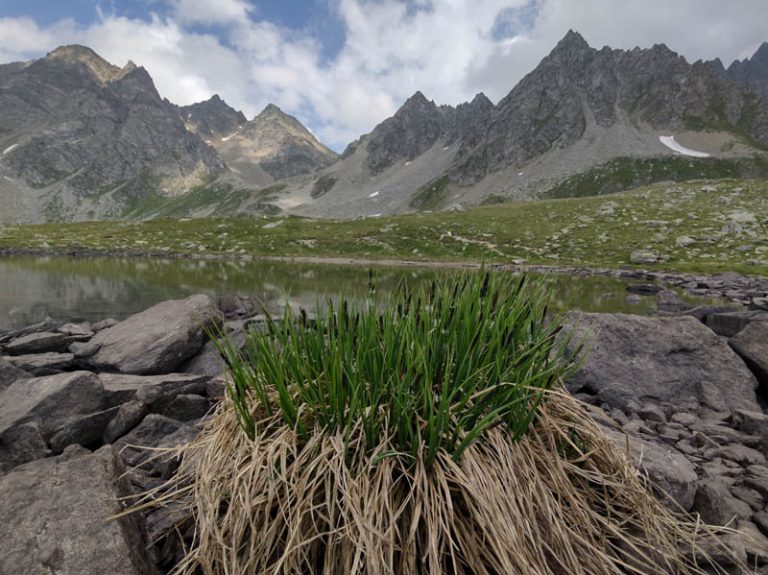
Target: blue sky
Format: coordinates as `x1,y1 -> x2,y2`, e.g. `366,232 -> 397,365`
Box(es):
1,0 -> 767,151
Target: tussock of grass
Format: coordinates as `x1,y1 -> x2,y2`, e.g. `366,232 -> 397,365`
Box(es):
129,272 -> 740,574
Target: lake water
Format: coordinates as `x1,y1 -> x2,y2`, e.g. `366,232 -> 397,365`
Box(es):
0,256 -> 721,330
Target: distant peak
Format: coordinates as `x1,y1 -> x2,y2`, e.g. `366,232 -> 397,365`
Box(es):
257,103 -> 285,117
406,91 -> 430,104
46,44 -> 127,85
470,92 -> 493,108
555,29 -> 590,51
753,41 -> 768,61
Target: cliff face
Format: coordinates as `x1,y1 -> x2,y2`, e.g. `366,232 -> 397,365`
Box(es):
728,42 -> 768,99
0,45 -> 223,212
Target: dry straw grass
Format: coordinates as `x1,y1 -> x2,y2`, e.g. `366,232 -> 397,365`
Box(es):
142,390 -> 736,575
131,273 -> 740,574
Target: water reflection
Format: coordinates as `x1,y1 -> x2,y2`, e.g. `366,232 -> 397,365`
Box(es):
0,256 -> 711,330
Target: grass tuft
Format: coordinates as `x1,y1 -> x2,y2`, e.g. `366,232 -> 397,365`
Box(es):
218,271 -> 571,468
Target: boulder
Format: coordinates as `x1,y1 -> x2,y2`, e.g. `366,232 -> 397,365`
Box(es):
75,294 -> 223,375
0,356 -> 27,391
6,352 -> 75,376
730,320 -> 768,388
706,310 -> 768,337
0,447 -> 157,574
162,394 -> 210,421
733,409 -> 768,453
694,479 -> 753,526
563,312 -> 760,417
115,414 -> 193,468
48,407 -> 120,453
630,249 -> 663,264
103,401 -> 149,444
0,422 -> 49,473
99,372 -> 210,407
4,331 -> 72,355
180,340 -> 225,377
0,371 -> 104,470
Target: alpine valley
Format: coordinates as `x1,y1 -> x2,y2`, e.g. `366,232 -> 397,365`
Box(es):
2,30 -> 768,224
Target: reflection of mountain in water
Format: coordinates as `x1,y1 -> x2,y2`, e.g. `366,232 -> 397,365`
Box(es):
0,256 -> 714,331
0,257 -> 435,329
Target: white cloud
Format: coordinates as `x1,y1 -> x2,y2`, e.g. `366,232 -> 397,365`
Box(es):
171,0 -> 252,25
1,1 -> 768,151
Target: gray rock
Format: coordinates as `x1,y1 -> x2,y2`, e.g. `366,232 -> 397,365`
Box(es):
638,403 -> 666,423
0,446 -> 157,574
0,355 -> 28,391
563,312 -> 760,417
91,318 -> 118,332
162,394 -> 210,421
4,331 -> 71,355
730,320 -> 768,388
206,376 -> 228,401
656,289 -> 689,312
736,520 -> 768,565
706,309 -> 768,337
48,407 -> 119,453
6,352 -> 75,376
99,372 -> 209,407
76,294 -> 223,375
730,486 -> 765,511
55,322 -> 92,337
717,443 -> 766,466
755,512 -> 768,538
180,339 -> 225,377
694,479 -> 753,525
103,400 -> 148,444
0,371 -> 104,438
115,414 -> 192,467
0,421 -> 49,473
630,249 -> 662,264
603,426 -> 698,511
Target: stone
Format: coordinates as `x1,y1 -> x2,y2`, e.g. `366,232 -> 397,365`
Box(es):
682,305 -> 738,323
162,394 -> 210,421
656,289 -> 689,312
670,412 -> 698,426
115,414 -> 192,468
630,249 -> 663,264
4,331 -> 71,355
730,320 -> 768,388
103,400 -> 148,444
730,486 -> 765,511
604,427 -> 698,511
91,318 -> 118,332
6,352 -> 75,376
706,310 -> 768,337
99,372 -> 209,407
75,294 -> 223,375
0,355 -> 28,391
694,479 -> 753,525
638,403 -> 666,423
755,512 -> 768,538
0,371 -> 104,438
745,476 -> 768,499
0,447 -> 157,574
206,376 -> 228,401
717,443 -> 766,466
180,340 -> 225,377
55,322 -> 92,337
48,407 -> 119,453
737,520 -> 768,565
733,409 -> 768,453
563,312 -> 760,417
0,421 -> 49,473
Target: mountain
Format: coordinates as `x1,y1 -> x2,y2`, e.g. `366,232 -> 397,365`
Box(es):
727,42 -> 768,99
0,45 -> 223,223
204,103 -> 338,185
281,30 -> 768,218
179,95 -> 246,140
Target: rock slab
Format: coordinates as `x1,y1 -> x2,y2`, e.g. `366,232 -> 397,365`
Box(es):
0,447 -> 157,574
76,294 -> 223,375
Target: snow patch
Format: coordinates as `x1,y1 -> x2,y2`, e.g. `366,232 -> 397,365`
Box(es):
443,146 -> 451,150
370,213 -> 382,218
2,144 -> 19,155
658,135 -> 709,158
368,191 -> 380,198
221,132 -> 239,142
404,161 -> 412,166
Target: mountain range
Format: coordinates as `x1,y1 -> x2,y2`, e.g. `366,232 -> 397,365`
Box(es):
1,31 -> 767,224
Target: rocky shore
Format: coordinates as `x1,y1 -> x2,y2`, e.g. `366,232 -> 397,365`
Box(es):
1,293 -> 768,573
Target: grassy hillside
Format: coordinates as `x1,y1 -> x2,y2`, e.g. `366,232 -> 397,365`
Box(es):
1,178 -> 767,275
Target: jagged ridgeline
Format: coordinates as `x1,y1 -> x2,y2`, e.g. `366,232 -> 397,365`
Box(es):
2,31 -> 768,223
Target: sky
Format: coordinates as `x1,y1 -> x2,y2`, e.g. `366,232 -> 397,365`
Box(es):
1,1 -> 767,151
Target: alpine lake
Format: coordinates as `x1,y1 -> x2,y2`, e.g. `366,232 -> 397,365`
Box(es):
0,255 -> 731,331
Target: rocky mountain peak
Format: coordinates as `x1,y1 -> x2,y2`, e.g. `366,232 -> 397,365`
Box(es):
180,95 -> 246,139
550,29 -> 591,58
46,45 -> 131,85
727,41 -> 768,98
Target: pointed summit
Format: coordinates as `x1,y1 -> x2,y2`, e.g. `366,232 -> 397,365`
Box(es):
554,30 -> 590,52
258,103 -> 285,117
46,45 -> 123,85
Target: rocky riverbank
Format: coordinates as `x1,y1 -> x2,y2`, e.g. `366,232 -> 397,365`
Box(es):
1,294 -> 768,573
